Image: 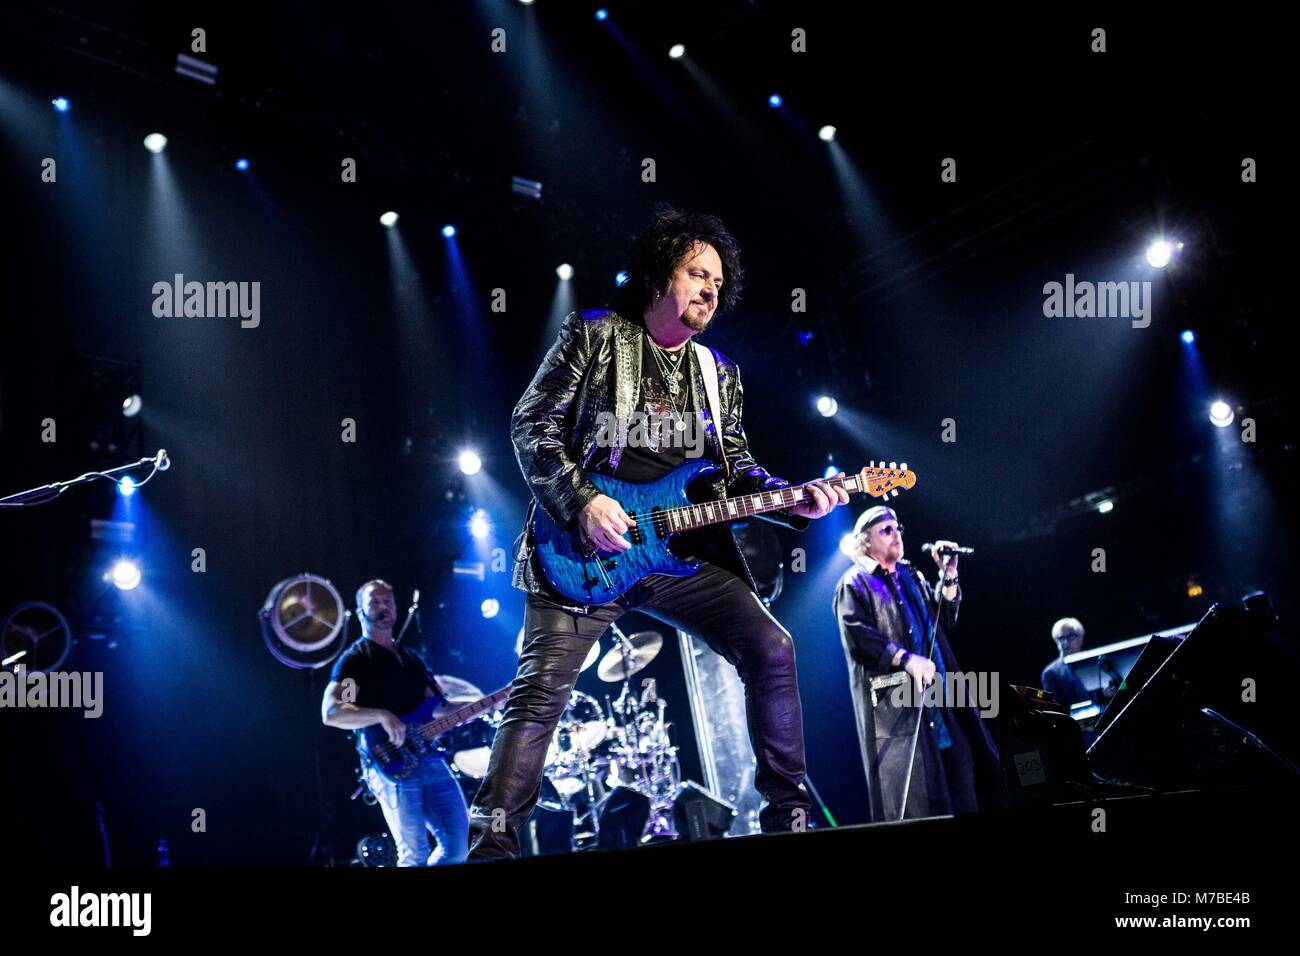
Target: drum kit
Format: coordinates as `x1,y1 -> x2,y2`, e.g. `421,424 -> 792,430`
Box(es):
442,624 -> 682,850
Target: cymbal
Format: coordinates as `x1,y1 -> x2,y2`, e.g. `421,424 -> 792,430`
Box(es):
580,639 -> 602,674
597,631 -> 664,682
434,673 -> 484,704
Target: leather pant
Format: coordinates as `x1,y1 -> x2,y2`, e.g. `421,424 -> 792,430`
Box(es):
468,562 -> 811,859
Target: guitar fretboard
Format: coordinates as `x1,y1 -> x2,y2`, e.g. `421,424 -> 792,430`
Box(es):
657,472 -> 870,533
418,686 -> 512,740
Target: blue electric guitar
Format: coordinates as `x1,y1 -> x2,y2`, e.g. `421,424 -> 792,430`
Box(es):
534,459 -> 917,605
357,683 -> 513,782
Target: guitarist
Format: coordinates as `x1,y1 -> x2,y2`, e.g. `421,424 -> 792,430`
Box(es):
322,579 -> 469,866
468,206 -> 849,859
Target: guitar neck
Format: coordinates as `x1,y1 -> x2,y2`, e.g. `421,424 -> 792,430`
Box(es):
418,686 -> 512,739
664,472 -> 865,533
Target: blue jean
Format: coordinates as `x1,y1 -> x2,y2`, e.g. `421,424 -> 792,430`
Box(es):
366,756 -> 470,866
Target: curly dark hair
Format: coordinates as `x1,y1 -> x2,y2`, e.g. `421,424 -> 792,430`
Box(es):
610,204 -> 744,320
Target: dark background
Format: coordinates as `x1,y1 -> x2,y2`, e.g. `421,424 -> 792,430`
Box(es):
0,2 -> 1290,865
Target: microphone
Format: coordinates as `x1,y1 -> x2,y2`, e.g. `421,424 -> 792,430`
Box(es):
155,449 -> 171,471
922,542 -> 974,555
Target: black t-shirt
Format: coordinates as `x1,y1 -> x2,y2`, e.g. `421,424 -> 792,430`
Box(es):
614,335 -> 721,563
329,638 -> 438,717
614,334 -> 698,484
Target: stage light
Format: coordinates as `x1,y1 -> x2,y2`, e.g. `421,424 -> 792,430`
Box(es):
1209,400 -> 1234,428
442,224 -> 456,238
669,44 -> 686,59
51,96 -> 70,113
556,263 -> 574,281
595,8 -> 608,20
234,157 -> 250,171
458,450 -> 482,476
823,463 -> 839,479
1180,329 -> 1196,345
816,395 -> 838,418
519,0 -> 535,5
1145,239 -> 1173,268
122,394 -> 143,418
615,271 -> 630,287
109,559 -> 142,591
481,598 -> 500,619
379,211 -> 399,228
117,476 -> 137,498
469,509 -> 490,540
768,94 -> 783,108
798,330 -> 814,346
818,125 -> 837,142
839,532 -> 859,559
1096,499 -> 1114,514
143,133 -> 169,154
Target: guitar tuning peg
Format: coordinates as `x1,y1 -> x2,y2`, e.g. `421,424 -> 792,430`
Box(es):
889,461 -> 897,469
890,490 -> 898,498
869,460 -> 876,468
900,462 -> 908,471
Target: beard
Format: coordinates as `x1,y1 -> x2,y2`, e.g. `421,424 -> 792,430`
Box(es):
679,305 -> 713,333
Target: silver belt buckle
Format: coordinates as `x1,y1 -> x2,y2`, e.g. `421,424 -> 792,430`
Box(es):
869,671 -> 909,707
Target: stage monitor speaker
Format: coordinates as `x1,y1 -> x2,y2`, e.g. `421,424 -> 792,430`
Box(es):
999,684 -> 1091,807
671,781 -> 736,841
596,787 -> 652,849
1089,604 -> 1299,790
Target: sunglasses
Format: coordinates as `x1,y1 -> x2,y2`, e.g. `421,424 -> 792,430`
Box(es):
875,524 -> 904,537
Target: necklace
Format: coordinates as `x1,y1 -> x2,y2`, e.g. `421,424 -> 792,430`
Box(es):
647,338 -> 689,430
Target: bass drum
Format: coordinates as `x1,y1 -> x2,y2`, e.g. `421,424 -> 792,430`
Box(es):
446,714 -> 499,779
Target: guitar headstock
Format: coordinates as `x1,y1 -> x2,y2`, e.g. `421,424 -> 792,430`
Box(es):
857,462 -> 917,500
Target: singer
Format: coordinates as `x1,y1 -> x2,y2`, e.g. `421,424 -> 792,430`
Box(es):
833,505 -> 999,820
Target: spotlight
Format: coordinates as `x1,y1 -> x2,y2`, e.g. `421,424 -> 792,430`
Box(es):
117,476 -> 138,498
1096,499 -> 1114,514
823,463 -> 839,479
595,8 -> 608,20
143,133 -> 169,154
109,559 -> 142,591
51,96 -> 70,113
615,271 -> 630,287
442,224 -> 456,238
469,509 -> 490,540
818,125 -> 837,142
121,394 -> 143,418
839,532 -> 859,559
1180,329 -> 1196,345
556,263 -> 574,281
816,395 -> 838,418
481,598 -> 500,619
234,157 -> 250,171
768,94 -> 783,108
669,44 -> 686,59
1145,239 -> 1173,268
379,211 -> 399,228
520,0 -> 535,4
1209,400 -> 1234,428
458,450 -> 482,476
798,330 -> 814,346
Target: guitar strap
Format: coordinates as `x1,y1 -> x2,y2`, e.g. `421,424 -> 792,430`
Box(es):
693,342 -> 730,482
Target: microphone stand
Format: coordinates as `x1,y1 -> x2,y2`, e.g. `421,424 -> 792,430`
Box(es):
0,452 -> 169,507
897,553 -> 955,821
394,589 -> 421,649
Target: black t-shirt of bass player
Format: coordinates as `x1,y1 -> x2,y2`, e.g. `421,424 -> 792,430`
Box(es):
329,638 -> 440,718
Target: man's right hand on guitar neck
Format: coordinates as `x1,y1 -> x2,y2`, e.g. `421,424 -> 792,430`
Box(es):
579,494 -> 638,553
